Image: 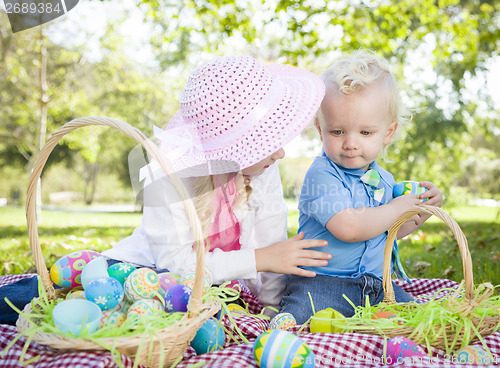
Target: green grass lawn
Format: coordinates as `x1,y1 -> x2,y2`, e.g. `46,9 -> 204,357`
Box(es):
1,205 -> 499,287
0,206 -> 142,275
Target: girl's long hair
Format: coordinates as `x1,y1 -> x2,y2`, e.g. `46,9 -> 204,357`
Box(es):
193,174 -> 252,238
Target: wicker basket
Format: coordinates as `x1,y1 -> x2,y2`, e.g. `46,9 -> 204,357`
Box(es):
353,205 -> 499,349
16,117 -> 221,367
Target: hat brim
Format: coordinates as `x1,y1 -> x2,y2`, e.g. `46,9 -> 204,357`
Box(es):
162,63 -> 325,177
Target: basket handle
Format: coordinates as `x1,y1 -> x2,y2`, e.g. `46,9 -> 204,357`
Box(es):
382,205 -> 474,303
26,116 -> 206,315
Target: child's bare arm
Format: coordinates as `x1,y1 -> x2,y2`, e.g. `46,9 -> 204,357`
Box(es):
325,194 -> 421,243
255,232 -> 332,277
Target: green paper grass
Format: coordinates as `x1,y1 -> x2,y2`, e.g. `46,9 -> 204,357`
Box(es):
2,276 -> 238,368
327,282 -> 500,357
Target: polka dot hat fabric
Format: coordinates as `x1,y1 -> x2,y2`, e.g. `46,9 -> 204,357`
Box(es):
157,55 -> 325,177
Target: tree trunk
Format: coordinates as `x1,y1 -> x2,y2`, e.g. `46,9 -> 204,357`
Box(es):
31,25 -> 49,222
83,161 -> 99,206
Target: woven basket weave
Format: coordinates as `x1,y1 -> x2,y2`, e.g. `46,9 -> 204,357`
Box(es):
354,205 -> 499,349
16,117 -> 221,367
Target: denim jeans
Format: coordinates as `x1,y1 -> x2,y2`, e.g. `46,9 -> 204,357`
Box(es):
279,274 -> 415,325
0,258 -> 168,325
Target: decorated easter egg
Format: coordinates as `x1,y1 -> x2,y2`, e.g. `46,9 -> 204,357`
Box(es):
107,263 -> 137,286
157,272 -> 179,297
269,313 -> 296,331
310,308 -> 345,333
66,290 -> 86,300
110,298 -> 132,314
386,337 -> 426,365
127,299 -> 164,322
203,267 -> 213,286
164,272 -> 180,282
216,303 -> 247,320
372,311 -> 404,325
100,310 -> 126,328
85,276 -> 124,311
81,257 -> 109,289
455,345 -> 489,365
184,266 -> 213,285
179,271 -> 211,294
253,330 -> 315,368
190,318 -> 225,355
393,181 -> 428,201
164,284 -> 192,312
227,303 -> 246,314
124,268 -> 160,302
50,250 -> 101,289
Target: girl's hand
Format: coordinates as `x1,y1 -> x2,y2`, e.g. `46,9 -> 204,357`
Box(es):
419,181 -> 443,207
255,232 -> 331,277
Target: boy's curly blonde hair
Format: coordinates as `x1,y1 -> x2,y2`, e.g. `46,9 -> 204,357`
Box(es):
317,50 -> 411,144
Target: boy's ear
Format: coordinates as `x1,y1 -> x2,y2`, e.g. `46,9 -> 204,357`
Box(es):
314,118 -> 323,141
384,121 -> 398,145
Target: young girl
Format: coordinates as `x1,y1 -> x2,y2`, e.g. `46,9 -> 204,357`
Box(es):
279,50 -> 443,324
0,55 -> 332,324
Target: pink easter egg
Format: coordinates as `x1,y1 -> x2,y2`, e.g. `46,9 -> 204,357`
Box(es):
157,272 -> 179,297
386,337 -> 427,365
50,250 -> 101,289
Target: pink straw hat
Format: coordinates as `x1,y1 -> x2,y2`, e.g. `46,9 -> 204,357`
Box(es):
149,55 -> 325,178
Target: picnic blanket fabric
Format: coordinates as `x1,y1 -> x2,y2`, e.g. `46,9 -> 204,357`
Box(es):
1,274 -> 499,368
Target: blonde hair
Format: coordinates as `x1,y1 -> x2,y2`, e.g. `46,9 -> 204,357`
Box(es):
193,174 -> 252,238
317,50 -> 410,144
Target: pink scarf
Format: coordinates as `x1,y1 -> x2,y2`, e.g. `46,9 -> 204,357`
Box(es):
206,173 -> 242,252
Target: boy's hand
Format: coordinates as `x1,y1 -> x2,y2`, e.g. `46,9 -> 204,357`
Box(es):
396,181 -> 443,239
388,193 -> 422,213
419,181 -> 443,207
255,232 -> 331,277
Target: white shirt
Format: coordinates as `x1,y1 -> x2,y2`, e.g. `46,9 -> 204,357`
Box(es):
102,162 -> 288,309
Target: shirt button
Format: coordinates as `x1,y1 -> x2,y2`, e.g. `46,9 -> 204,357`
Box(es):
360,266 -> 366,273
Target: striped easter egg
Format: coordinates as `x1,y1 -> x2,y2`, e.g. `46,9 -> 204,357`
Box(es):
253,330 -> 314,368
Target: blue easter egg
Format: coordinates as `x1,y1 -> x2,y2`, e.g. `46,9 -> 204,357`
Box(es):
190,318 -> 225,355
393,181 -> 428,201
164,284 -> 192,312
85,276 -> 124,311
253,330 -> 315,368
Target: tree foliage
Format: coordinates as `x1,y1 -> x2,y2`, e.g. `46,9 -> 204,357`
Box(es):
136,0 -> 500,200
0,12 -> 177,204
2,0 -> 499,204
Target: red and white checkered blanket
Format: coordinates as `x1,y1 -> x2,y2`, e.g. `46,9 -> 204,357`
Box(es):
1,274 -> 499,368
